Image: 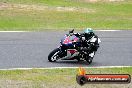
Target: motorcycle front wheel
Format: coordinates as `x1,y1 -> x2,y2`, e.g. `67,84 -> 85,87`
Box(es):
48,48 -> 60,62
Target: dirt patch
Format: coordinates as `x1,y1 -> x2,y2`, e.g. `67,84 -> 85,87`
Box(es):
0,3 -> 95,13
0,2 -> 48,11
56,6 -> 95,13
0,80 -> 33,88
107,0 -> 124,1
82,0 -> 124,2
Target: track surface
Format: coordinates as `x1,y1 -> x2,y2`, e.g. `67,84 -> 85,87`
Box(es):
0,30 -> 132,69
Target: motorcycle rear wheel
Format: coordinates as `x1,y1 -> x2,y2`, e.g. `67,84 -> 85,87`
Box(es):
48,48 -> 60,62
86,56 -> 93,64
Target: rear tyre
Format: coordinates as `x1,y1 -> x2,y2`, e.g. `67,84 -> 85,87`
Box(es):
86,56 -> 93,64
48,48 -> 60,62
86,51 -> 95,64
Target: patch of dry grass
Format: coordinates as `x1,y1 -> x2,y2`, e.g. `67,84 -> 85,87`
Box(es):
0,3 -> 95,13
0,67 -> 131,88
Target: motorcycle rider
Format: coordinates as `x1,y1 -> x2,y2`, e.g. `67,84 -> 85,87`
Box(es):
82,28 -> 99,52
74,28 -> 100,60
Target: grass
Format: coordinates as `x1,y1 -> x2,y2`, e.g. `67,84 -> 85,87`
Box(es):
0,67 -> 132,88
0,0 -> 131,31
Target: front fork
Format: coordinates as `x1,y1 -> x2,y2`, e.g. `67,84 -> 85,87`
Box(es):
57,46 -> 67,58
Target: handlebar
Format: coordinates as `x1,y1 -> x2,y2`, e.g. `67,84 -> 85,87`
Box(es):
69,29 -> 74,34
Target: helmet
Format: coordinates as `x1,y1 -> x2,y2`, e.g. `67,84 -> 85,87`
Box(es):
83,28 -> 94,40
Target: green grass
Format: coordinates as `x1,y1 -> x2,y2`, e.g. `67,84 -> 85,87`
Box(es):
0,0 -> 132,31
0,67 -> 132,88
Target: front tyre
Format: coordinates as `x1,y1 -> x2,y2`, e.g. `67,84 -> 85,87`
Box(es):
48,48 -> 60,62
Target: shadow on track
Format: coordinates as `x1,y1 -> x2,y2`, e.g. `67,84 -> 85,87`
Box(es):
47,60 -> 102,67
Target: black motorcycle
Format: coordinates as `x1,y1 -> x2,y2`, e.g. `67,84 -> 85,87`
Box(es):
48,29 -> 101,64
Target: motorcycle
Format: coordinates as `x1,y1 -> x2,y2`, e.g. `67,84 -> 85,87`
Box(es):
48,29 -> 101,64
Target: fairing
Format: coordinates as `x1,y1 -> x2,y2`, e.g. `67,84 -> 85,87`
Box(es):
61,35 -> 79,46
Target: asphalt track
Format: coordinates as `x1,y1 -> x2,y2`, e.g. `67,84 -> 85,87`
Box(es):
0,30 -> 132,69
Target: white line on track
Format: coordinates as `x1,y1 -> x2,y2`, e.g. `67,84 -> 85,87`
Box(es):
0,66 -> 131,70
0,31 -> 28,32
95,30 -> 121,31
0,30 -> 122,32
